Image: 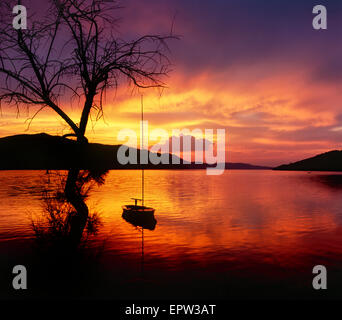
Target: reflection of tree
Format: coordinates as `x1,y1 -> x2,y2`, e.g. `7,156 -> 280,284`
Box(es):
28,169 -> 108,297
32,168 -> 108,250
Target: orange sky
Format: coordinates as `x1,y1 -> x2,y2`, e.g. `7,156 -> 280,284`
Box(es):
1,0 -> 342,167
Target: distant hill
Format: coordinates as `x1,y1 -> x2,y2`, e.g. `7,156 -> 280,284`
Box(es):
274,150 -> 342,172
225,162 -> 270,170
0,133 -> 270,170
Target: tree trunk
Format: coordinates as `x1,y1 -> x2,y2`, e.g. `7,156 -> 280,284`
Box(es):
64,167 -> 89,246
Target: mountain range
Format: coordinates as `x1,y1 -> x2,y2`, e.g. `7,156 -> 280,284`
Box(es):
274,150 -> 342,171
0,133 -> 270,170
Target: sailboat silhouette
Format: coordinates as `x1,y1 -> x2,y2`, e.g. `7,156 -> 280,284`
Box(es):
122,95 -> 156,222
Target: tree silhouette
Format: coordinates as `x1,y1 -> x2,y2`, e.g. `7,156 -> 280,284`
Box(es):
0,0 -> 177,237
0,0 -> 176,142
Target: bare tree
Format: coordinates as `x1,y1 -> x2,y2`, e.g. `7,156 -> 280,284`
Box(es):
0,0 -> 177,228
0,0 -> 176,143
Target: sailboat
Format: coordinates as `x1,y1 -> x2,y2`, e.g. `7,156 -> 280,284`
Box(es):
122,95 -> 156,218
122,201 -> 157,230
122,198 -> 155,215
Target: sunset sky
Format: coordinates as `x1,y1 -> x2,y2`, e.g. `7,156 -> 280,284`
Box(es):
1,0 -> 342,166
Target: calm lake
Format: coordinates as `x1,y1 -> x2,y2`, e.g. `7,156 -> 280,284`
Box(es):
1,169 -> 342,299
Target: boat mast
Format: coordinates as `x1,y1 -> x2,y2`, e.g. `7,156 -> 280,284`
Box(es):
141,227 -> 144,276
141,94 -> 144,207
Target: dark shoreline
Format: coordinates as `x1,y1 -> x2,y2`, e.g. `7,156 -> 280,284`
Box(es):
0,133 -> 271,171
0,166 -> 272,171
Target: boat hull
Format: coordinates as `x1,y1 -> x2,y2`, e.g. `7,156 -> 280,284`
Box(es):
122,205 -> 155,214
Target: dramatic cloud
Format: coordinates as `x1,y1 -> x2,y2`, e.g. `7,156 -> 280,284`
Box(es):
1,0 -> 342,166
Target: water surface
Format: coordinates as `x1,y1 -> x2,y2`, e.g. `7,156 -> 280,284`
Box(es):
1,170 -> 342,299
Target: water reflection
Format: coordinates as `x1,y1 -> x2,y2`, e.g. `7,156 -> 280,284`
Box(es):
122,208 -> 157,278
122,210 -> 157,231
26,169 -> 109,297
31,169 -> 108,250
307,173 -> 342,189
2,170 -> 342,299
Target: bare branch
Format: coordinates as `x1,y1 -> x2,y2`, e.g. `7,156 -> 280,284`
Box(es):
0,0 -> 178,142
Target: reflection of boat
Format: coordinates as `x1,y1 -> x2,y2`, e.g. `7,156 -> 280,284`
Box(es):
122,208 -> 157,231
122,210 -> 157,277
121,198 -> 157,278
